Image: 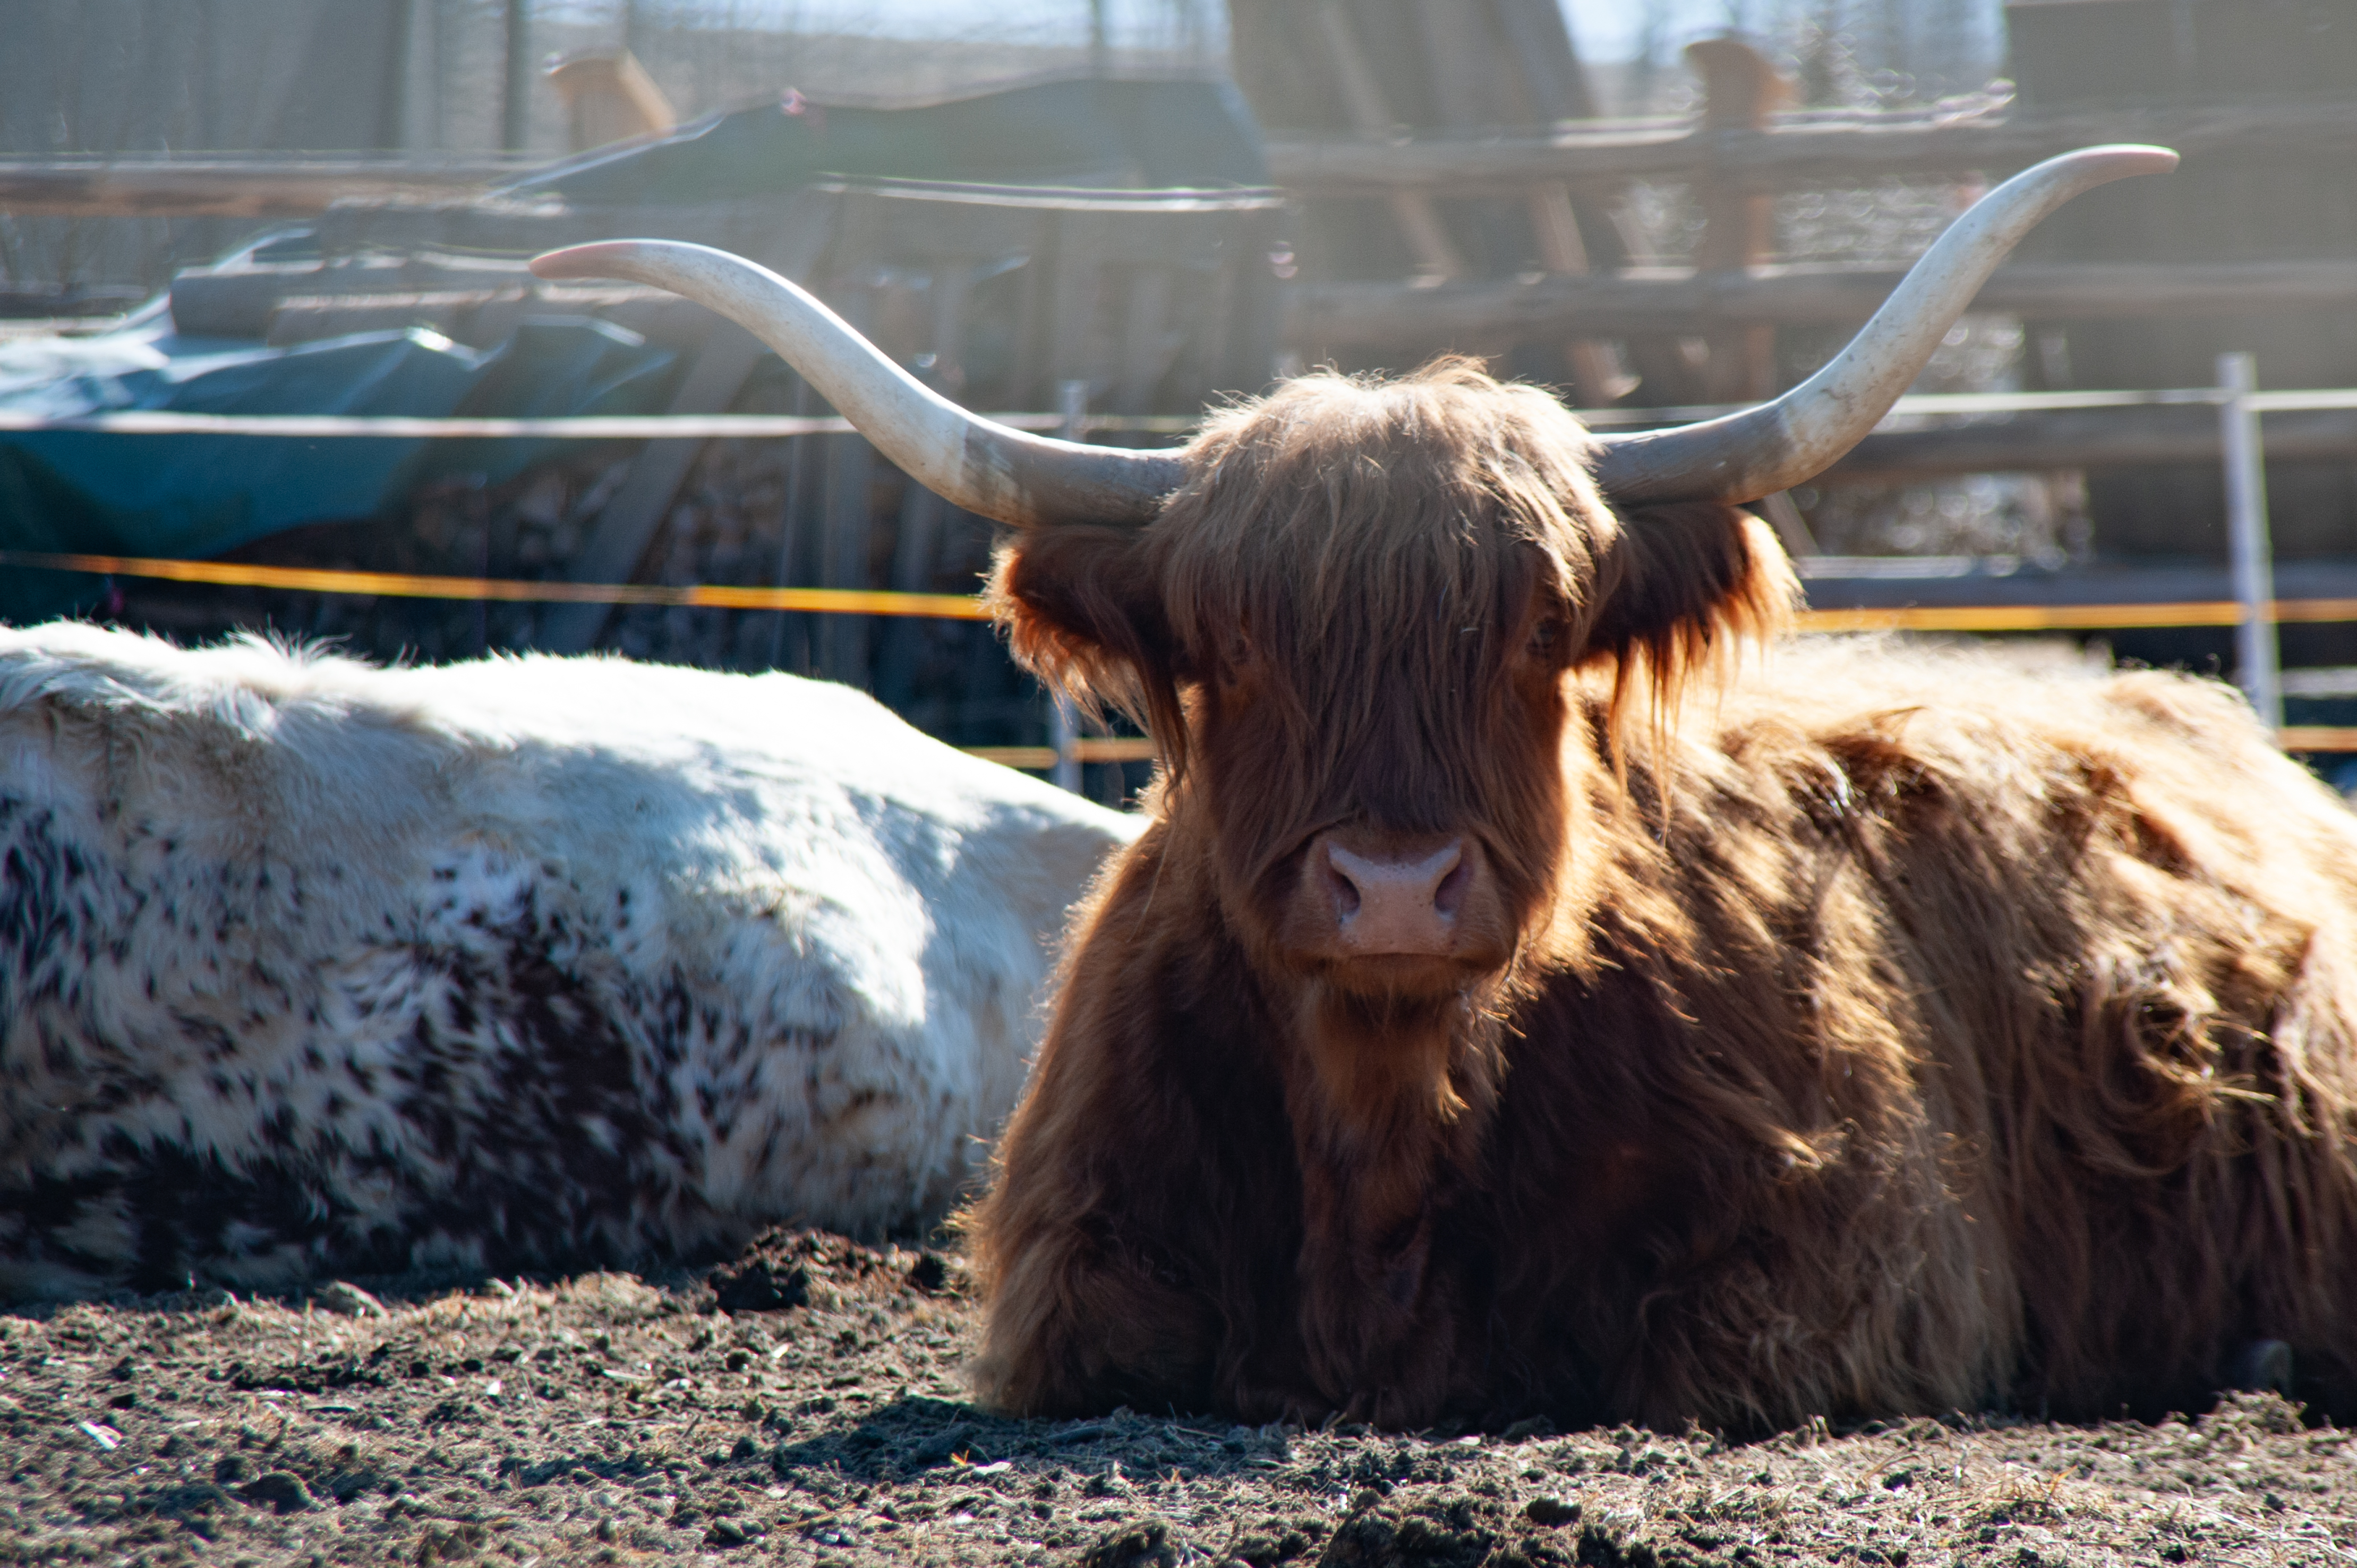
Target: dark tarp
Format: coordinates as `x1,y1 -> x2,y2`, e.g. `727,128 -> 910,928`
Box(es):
507,75 -> 1268,206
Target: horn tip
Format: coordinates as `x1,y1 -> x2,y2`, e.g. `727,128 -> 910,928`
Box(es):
528,242 -> 642,281
2077,142 -> 2181,177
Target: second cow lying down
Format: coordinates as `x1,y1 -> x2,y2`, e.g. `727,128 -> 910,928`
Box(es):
0,624 -> 1134,1298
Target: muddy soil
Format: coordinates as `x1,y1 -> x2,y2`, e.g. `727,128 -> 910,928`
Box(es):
2,1230 -> 2351,1567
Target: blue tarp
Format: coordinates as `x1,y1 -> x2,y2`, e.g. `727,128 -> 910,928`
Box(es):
0,312 -> 676,621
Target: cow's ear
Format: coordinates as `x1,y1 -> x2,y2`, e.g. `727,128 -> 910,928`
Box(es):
1578,501 -> 1798,707
987,526 -> 1183,742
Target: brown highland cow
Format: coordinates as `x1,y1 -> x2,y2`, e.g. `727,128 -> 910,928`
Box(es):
536,144 -> 2357,1432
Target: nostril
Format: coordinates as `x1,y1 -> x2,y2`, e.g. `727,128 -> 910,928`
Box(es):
1322,853 -> 1362,919
1432,850 -> 1469,920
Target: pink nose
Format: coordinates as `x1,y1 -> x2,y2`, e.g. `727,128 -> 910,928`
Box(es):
1319,840 -> 1468,956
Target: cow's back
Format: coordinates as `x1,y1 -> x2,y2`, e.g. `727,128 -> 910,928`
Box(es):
1519,641 -> 2357,1424
0,624 -> 1135,1297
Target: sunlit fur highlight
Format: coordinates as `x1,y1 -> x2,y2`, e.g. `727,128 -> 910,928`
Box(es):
969,359 -> 2357,1434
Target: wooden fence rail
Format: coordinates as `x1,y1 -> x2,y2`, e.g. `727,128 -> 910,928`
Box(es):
1264,97 -> 2357,196
0,158 -> 531,218
14,395 -> 2357,484
1286,259 -> 2357,349
1825,406 -> 2357,483
8,97 -> 2356,221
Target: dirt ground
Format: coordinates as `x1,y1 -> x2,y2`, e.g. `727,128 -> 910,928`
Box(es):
3,1231 -> 2352,1568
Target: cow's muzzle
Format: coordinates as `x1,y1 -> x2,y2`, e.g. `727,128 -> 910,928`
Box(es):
1288,830 -> 1508,984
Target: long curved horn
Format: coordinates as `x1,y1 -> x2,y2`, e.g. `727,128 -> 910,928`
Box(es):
527,241 -> 1184,528
1589,144 -> 2179,504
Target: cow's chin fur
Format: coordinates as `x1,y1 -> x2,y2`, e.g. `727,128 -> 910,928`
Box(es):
1301,951 -> 1505,1006
1291,979 -> 1508,1129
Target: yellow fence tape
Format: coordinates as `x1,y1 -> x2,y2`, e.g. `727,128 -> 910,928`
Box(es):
13,550 -> 2357,753
20,549 -> 2357,633
0,551 -> 990,619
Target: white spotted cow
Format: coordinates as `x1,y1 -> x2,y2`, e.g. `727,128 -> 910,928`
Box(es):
0,622 -> 1135,1298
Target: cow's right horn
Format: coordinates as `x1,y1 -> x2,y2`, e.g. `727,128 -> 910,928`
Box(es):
1587,144 -> 2178,505
528,241 -> 1184,529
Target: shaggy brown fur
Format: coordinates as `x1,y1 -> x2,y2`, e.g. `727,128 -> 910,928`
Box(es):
964,361 -> 2357,1433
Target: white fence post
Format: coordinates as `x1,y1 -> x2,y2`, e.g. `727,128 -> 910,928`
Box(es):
1049,379 -> 1090,793
2218,352 -> 2282,732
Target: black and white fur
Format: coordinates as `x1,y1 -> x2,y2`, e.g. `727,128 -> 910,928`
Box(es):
0,624 -> 1134,1297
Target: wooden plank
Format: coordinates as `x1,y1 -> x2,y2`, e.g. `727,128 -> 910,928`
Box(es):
0,158 -> 523,217
1287,260 -> 2357,349
1820,405 -> 2357,484
964,738 -> 1157,771
1525,184 -> 1626,406
8,96 -> 2351,220
1264,97 -> 2357,196
1796,556 -> 2357,612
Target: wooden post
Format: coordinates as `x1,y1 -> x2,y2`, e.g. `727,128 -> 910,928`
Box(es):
378,0 -> 417,152
819,415 -> 875,685
1312,0 -> 1465,280
1686,37 -> 1790,403
1413,0 -> 1623,400
2219,352 -> 2282,730
545,51 -> 677,152
875,261 -> 975,708
501,0 -> 533,154
1525,184 -> 1629,406
766,378 -> 817,674
1050,379 -> 1089,794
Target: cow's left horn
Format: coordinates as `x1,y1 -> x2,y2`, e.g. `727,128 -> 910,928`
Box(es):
1587,144 -> 2179,505
528,241 -> 1183,528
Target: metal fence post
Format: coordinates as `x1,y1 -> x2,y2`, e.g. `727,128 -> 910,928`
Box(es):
1049,379 -> 1090,793
2219,352 -> 2282,731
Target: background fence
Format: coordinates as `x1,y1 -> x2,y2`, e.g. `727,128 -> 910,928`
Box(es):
13,355 -> 2357,775
7,0 -> 2357,779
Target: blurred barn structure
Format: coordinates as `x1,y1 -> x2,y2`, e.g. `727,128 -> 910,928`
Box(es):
6,0 -> 2357,758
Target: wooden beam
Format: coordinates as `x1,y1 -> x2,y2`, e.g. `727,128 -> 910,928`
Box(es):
0,158 -> 524,218
1287,260 -> 2357,350
1264,97 -> 2357,196
1797,556 -> 2357,613
11,95 -> 2354,220
1820,405 -> 2357,484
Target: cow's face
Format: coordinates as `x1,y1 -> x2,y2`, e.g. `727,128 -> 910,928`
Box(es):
995,362 -> 1790,1004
